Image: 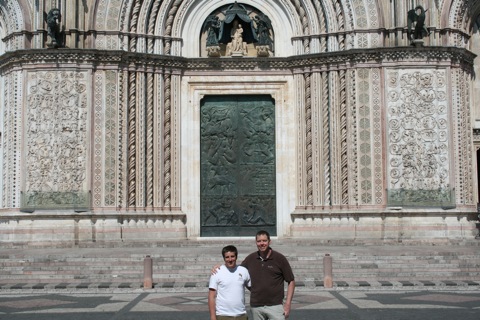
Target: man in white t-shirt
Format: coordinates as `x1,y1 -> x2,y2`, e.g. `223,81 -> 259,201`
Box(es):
208,245 -> 251,320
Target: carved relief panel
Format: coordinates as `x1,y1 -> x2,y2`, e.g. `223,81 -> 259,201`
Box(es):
200,95 -> 276,237
386,69 -> 454,207
23,71 -> 89,210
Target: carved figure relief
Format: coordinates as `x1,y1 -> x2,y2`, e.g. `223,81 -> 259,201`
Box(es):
24,71 -> 88,208
386,69 -> 452,206
200,96 -> 276,237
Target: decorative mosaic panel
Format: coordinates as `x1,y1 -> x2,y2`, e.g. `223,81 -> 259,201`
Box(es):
386,69 -> 454,207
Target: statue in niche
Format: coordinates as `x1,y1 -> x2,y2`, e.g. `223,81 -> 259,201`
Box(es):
407,6 -> 430,44
46,8 -> 63,48
253,13 -> 273,56
203,14 -> 222,57
227,21 -> 248,56
218,2 -> 257,56
203,15 -> 222,47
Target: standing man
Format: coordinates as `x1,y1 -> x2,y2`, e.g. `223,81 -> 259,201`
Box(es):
209,245 -> 251,320
213,231 -> 296,319
242,230 -> 295,319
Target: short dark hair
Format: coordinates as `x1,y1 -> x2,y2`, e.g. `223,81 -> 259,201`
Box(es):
222,245 -> 238,258
256,230 -> 270,240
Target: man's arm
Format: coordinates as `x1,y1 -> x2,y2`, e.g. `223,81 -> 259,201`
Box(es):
283,280 -> 295,318
208,288 -> 217,320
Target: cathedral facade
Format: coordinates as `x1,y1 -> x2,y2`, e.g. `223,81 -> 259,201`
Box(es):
1,0 -> 480,245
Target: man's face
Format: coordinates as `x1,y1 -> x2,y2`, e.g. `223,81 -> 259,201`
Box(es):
256,234 -> 270,252
223,251 -> 237,268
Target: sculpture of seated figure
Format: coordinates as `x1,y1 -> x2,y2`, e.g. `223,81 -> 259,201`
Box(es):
227,23 -> 247,56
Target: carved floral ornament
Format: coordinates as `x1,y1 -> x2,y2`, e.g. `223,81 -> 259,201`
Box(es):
386,69 -> 454,207
201,2 -> 274,57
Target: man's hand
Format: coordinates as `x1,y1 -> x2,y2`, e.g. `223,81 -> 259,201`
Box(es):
283,301 -> 291,318
284,280 -> 295,318
211,264 -> 221,275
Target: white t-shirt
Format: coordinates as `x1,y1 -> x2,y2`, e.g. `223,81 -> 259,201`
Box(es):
209,265 -> 251,316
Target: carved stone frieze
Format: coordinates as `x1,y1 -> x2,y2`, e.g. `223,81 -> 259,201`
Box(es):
0,47 -> 474,75
386,69 -> 453,207
24,71 -> 88,208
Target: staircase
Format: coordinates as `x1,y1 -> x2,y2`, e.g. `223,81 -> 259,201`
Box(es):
1,240 -> 480,291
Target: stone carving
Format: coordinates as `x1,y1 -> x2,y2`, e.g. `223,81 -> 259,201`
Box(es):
386,69 -> 453,206
227,22 -> 248,56
24,71 -> 88,209
46,8 -> 63,48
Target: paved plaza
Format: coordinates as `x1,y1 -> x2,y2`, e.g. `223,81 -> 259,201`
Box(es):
0,289 -> 479,320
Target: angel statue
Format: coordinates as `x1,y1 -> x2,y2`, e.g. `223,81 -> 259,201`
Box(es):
407,5 -> 430,41
254,13 -> 273,49
203,15 -> 222,47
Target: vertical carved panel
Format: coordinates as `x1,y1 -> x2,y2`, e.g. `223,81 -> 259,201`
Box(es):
386,69 -> 453,206
348,70 -> 358,205
2,71 -> 21,208
24,71 -> 88,207
104,71 -> 118,207
93,72 -> 103,207
462,71 -> 474,205
452,69 -> 475,205
372,68 -> 383,204
357,69 -> 373,204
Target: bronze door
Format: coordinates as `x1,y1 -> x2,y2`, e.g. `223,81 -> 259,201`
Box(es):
200,95 -> 276,236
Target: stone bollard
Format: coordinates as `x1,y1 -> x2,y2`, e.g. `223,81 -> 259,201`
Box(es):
143,255 -> 153,289
323,253 -> 333,288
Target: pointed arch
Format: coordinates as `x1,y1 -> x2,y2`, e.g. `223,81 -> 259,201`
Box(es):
0,0 -> 29,52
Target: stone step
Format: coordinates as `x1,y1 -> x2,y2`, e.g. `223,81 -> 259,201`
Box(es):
1,242 -> 480,288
